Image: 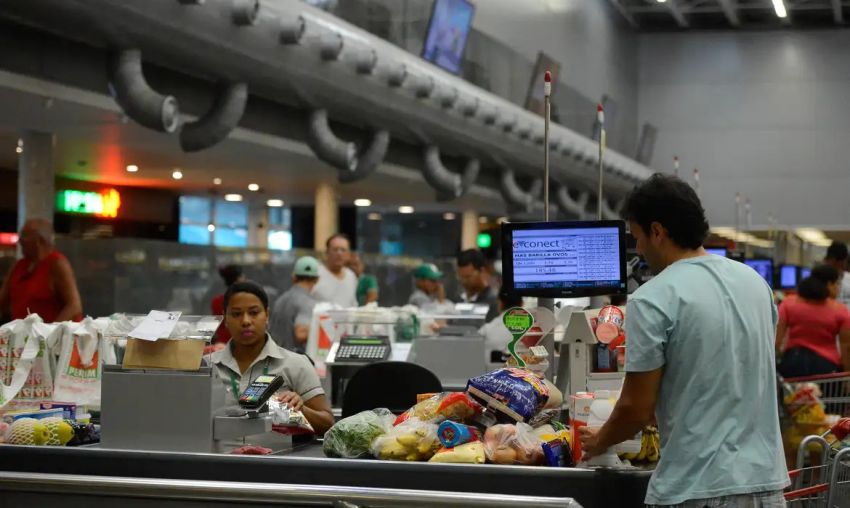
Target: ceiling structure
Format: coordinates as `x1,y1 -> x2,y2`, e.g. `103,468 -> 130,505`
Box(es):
608,0 -> 848,30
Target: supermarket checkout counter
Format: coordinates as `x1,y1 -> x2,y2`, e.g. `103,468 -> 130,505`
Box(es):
0,442 -> 651,508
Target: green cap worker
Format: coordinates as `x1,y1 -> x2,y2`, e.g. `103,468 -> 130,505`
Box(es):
408,263 -> 448,309
268,256 -> 320,355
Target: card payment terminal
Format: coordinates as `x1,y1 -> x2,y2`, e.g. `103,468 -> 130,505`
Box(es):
238,374 -> 284,410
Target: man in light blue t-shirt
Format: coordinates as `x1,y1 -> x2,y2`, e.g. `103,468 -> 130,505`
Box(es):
580,174 -> 788,507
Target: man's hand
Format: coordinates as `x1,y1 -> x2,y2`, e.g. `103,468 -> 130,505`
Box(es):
276,391 -> 304,412
579,427 -> 607,459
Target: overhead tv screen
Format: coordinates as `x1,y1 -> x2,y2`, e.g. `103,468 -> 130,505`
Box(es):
422,0 -> 475,74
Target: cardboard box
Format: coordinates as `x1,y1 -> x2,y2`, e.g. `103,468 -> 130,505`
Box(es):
122,338 -> 205,371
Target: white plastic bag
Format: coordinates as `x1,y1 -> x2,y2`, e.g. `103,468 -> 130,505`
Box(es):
52,318 -> 104,408
0,315 -> 58,411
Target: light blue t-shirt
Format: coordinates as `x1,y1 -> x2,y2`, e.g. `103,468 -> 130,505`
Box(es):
625,255 -> 789,505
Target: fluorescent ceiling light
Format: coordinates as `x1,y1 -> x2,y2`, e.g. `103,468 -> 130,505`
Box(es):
172,170 -> 183,180
213,178 -> 222,185
443,212 -> 456,220
354,199 -> 372,207
367,212 -> 382,221
207,224 -> 216,232
795,228 -> 827,243
266,199 -> 284,207
398,206 -> 414,214
772,0 -> 787,18
224,194 -> 243,202
248,183 -> 260,192
126,164 -> 139,173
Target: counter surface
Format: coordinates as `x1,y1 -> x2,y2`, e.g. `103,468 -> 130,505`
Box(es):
0,443 -> 651,508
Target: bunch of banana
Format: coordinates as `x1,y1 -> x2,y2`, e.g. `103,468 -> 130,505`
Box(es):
618,426 -> 661,463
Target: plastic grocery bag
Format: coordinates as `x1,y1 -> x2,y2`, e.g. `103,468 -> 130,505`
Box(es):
393,392 -> 481,426
371,417 -> 440,461
0,315 -> 59,412
483,423 -> 545,465
269,399 -> 315,436
52,318 -> 104,408
323,408 -> 394,459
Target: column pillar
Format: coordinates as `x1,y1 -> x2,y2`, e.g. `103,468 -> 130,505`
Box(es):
18,131 -> 56,230
460,210 -> 478,251
248,201 -> 268,249
314,182 -> 338,252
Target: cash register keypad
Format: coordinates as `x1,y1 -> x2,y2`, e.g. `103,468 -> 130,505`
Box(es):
337,345 -> 387,361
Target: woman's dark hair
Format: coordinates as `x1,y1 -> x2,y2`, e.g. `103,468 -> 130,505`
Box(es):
623,173 -> 709,249
498,288 -> 523,308
218,264 -> 243,287
224,280 -> 269,311
798,264 -> 839,301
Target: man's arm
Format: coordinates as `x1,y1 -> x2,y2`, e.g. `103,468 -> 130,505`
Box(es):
775,319 -> 788,358
580,369 -> 662,457
51,257 -> 82,321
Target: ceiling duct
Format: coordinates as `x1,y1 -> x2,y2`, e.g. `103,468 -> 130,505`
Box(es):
278,13 -> 305,44
305,108 -> 357,171
232,0 -> 260,26
555,183 -> 589,220
179,81 -> 247,152
108,49 -> 180,133
338,129 -> 390,184
423,145 -> 479,200
600,198 -> 624,220
319,31 -> 343,60
499,166 -> 542,214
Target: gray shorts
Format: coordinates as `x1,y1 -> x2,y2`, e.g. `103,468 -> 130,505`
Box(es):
647,490 -> 786,508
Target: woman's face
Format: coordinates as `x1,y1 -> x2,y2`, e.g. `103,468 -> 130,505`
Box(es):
828,280 -> 840,299
225,292 -> 269,347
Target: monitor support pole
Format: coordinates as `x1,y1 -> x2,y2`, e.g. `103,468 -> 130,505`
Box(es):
541,71 -> 555,380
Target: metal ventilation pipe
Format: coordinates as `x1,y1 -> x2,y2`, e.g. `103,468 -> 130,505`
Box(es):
279,13 -> 305,44
232,0 -> 260,26
305,109 -> 357,171
385,62 -> 407,87
338,129 -> 390,184
180,82 -> 247,152
500,167 -> 541,213
108,49 -> 180,133
458,96 -> 478,117
320,32 -> 344,60
436,84 -> 458,109
408,73 -> 435,99
423,146 -> 479,199
600,197 -> 624,220
354,47 -> 377,74
555,184 -> 589,220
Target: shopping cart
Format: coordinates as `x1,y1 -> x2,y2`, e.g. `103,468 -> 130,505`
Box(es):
782,372 -> 850,418
785,447 -> 850,507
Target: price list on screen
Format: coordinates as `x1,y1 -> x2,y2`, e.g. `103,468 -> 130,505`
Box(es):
511,227 -> 621,288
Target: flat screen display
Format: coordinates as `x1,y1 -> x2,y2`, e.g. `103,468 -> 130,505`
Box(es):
779,264 -> 799,289
705,248 -> 728,257
801,267 -> 812,279
422,0 -> 475,74
744,258 -> 774,288
501,220 -> 627,298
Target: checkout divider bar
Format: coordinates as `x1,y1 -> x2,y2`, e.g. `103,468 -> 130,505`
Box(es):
0,471 -> 582,507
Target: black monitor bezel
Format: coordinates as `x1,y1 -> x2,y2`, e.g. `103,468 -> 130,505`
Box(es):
501,219 -> 628,298
743,257 -> 775,288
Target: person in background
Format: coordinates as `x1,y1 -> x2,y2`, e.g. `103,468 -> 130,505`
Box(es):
312,233 -> 358,308
408,263 -> 449,310
456,249 -> 498,321
0,218 -> 82,322
776,264 -> 850,377
348,252 -> 378,306
479,288 -> 523,363
823,241 -> 850,308
211,265 -> 245,344
268,256 -> 320,355
579,174 -> 787,507
211,280 -> 334,435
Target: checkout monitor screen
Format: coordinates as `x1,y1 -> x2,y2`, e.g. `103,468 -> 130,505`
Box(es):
744,258 -> 774,288
501,220 -> 627,298
779,264 -> 799,289
705,247 -> 728,257
801,267 -> 812,280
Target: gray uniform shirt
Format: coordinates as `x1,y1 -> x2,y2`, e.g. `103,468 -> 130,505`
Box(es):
269,285 -> 316,354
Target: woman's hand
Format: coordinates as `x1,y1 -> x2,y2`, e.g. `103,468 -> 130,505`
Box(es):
276,391 -> 304,412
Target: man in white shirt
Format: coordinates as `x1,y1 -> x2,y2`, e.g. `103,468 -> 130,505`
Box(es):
312,233 -> 359,308
824,241 -> 850,309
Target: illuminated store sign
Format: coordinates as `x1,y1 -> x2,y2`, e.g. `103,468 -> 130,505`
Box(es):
56,189 -> 122,218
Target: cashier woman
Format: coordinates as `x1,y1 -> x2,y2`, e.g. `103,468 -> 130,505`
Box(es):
210,280 -> 335,435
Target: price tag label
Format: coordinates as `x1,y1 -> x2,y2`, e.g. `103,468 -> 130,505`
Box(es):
529,346 -> 549,358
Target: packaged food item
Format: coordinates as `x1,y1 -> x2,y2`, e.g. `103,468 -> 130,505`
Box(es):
534,421 -> 574,467
429,442 -> 486,464
483,423 -> 544,465
40,402 -> 77,421
393,392 -> 481,426
437,421 -> 481,448
323,408 -> 394,459
784,383 -> 827,424
570,392 -> 594,464
269,399 -> 315,436
371,417 -> 440,461
595,306 -> 624,343
467,368 -> 550,423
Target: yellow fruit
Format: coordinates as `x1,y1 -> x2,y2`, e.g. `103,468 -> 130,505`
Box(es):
635,433 -> 648,462
42,417 -> 74,446
6,418 -> 50,446
396,434 -> 418,447
405,452 -> 420,461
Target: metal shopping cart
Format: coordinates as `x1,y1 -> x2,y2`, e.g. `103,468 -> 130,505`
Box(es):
785,446 -> 850,507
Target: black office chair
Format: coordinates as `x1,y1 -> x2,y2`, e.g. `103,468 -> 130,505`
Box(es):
341,361 -> 442,418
